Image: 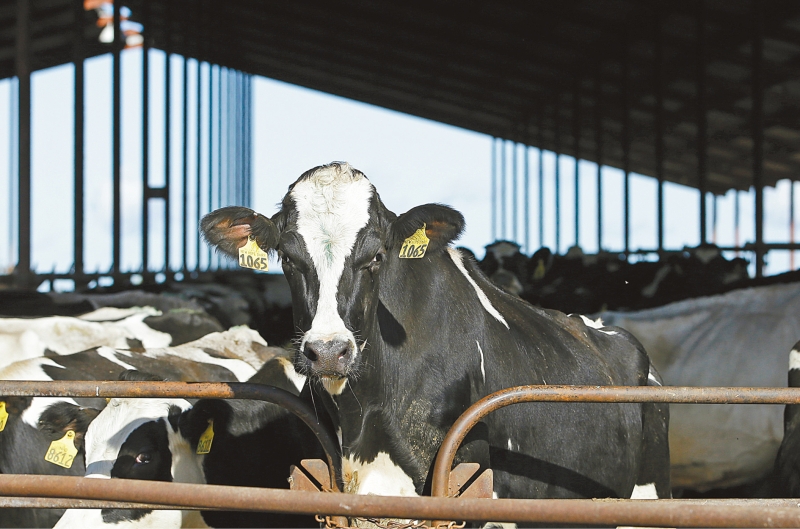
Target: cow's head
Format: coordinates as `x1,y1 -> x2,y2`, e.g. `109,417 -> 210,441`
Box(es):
201,162 -> 464,394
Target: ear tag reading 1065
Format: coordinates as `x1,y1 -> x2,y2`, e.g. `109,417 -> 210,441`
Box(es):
45,430 -> 78,469
399,223 -> 429,259
196,420 -> 214,455
0,402 -> 7,432
238,237 -> 269,271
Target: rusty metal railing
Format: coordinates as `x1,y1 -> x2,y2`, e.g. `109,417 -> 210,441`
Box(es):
4,382 -> 800,527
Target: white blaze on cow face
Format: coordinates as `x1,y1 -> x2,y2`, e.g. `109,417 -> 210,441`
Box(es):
291,163 -> 374,365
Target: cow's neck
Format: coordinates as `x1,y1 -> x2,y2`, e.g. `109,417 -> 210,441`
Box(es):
332,248 -> 488,495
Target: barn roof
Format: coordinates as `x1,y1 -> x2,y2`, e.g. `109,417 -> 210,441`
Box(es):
4,0 -> 800,195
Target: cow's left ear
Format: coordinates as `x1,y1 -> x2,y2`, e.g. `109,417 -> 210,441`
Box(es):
37,402 -> 101,451
389,204 -> 465,253
200,206 -> 279,259
178,399 -> 233,450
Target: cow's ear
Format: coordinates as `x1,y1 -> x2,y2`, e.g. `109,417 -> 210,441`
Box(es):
200,206 -> 279,259
178,399 -> 233,449
1,396 -> 32,415
37,402 -> 101,451
389,204 -> 465,253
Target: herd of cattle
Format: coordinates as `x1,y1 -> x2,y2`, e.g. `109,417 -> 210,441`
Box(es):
0,161 -> 799,528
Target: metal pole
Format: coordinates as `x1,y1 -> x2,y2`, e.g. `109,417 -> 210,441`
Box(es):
182,54 -> 189,273
752,0 -> 765,277
554,98 -> 561,254
142,0 -> 150,273
112,0 -> 122,276
73,0 -> 85,284
491,137 -> 496,240
207,65 -> 214,270
524,142 -> 530,254
501,139 -> 506,239
573,79 -> 581,250
16,0 -> 31,284
622,33 -> 631,256
512,141 -> 518,243
654,6 -> 665,254
538,106 -> 544,249
697,0 -> 708,245
595,70 -> 603,251
164,13 -> 172,274
196,61 -> 203,271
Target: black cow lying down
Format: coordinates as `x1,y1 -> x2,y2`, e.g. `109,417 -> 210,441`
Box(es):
201,161 -> 670,504
46,354 -> 321,528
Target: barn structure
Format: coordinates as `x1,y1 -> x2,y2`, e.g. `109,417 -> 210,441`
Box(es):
3,0 -> 800,289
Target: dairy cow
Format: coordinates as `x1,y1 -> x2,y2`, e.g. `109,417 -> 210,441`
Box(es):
49,354 -> 322,528
0,327 -> 276,528
201,162 -> 670,502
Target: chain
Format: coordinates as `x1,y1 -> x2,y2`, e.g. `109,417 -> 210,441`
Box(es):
316,516 -> 467,529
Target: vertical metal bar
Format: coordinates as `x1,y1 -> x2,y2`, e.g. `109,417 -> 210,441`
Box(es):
524,143 -> 530,254
491,138 -> 496,240
595,70 -> 603,252
112,0 -> 122,275
500,139 -> 506,239
791,182 -> 795,270
712,194 -> 718,244
164,14 -> 172,274
554,97 -> 561,254
654,6 -> 664,254
734,190 -> 740,252
16,0 -> 31,284
182,53 -> 188,272
697,0 -> 708,246
512,141 -> 518,243
196,61 -> 203,271
573,79 -> 581,250
207,64 -> 214,270
538,106 -> 545,249
142,0 -> 149,272
247,75 -> 252,208
622,32 -> 631,256
752,0 -> 765,277
73,0 -> 85,282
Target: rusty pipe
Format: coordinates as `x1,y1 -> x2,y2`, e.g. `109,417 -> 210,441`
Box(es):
431,384 -> 800,497
2,475 -> 800,527
0,380 -> 341,491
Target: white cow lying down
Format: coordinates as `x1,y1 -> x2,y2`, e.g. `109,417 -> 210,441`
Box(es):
599,281 -> 800,492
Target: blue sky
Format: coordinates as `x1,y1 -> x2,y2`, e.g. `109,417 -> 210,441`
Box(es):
0,47 -> 798,285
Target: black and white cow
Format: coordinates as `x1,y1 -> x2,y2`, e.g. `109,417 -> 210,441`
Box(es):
774,341 -> 800,497
49,355 -> 321,528
201,162 -> 670,501
0,327 -> 275,528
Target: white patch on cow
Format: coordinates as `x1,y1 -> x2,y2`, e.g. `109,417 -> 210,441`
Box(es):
321,376 -> 348,396
0,357 -> 79,427
96,346 -> 137,370
277,357 -> 307,393
477,341 -> 486,383
78,306 -> 160,322
790,348 -> 800,371
343,452 -> 418,496
507,438 -> 513,450
578,314 -> 618,335
53,507 -> 193,529
141,340 -> 257,382
641,265 -> 671,299
630,482 -> 658,499
447,248 -> 509,329
292,164 -> 374,369
177,327 -> 270,371
648,367 -> 662,386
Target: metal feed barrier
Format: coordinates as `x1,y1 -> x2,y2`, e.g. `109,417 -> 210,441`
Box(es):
2,381 -> 800,527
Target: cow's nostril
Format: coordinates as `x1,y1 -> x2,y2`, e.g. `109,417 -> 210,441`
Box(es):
337,346 -> 349,359
302,343 -> 318,362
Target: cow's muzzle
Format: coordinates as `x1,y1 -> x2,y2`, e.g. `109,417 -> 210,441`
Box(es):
301,339 -> 354,377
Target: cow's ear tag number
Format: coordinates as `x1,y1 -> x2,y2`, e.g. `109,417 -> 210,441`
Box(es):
238,237 -> 269,271
399,223 -> 429,259
0,402 -> 7,432
45,430 -> 77,469
196,420 -> 214,454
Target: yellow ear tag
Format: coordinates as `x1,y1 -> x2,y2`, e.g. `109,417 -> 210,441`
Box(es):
0,402 -> 7,432
238,237 -> 269,271
196,420 -> 214,455
399,223 -> 430,259
45,430 -> 78,469
533,259 -> 547,280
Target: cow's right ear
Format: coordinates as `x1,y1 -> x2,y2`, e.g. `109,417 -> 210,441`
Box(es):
178,399 -> 234,450
37,402 -> 101,451
200,206 -> 279,259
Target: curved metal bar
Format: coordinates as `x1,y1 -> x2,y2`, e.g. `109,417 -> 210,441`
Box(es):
0,380 -> 341,491
430,384 -> 800,497
2,475 -> 800,527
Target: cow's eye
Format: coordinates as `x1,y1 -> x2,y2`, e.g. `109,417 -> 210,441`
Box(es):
369,251 -> 385,271
135,453 -> 151,465
281,253 -> 291,265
